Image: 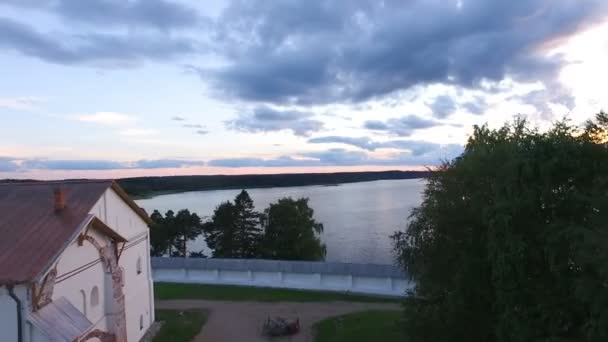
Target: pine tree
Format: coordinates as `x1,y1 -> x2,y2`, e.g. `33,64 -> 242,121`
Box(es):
233,190 -> 263,257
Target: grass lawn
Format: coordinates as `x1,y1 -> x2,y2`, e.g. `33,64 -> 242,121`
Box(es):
313,310 -> 404,342
153,309 -> 208,342
155,282 -> 400,303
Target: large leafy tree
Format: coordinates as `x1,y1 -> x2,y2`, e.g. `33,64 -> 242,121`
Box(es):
260,197 -> 326,261
392,113 -> 608,342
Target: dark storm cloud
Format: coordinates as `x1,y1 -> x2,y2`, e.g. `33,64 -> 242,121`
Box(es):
427,95 -> 457,119
0,17 -> 196,66
1,0 -> 202,30
363,115 -> 440,136
53,0 -> 203,30
206,0 -> 607,105
227,106 -> 324,137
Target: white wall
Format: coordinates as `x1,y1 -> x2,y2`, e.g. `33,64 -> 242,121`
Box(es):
52,228 -> 110,333
0,285 -> 23,342
91,188 -> 149,240
92,187 -> 155,341
120,232 -> 154,342
153,260 -> 412,297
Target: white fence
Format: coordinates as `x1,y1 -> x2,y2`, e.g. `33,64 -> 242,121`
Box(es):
151,257 -> 412,297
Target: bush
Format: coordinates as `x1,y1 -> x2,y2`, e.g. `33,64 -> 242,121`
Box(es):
392,114 -> 608,342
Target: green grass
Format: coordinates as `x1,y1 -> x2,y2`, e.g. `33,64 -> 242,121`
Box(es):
153,309 -> 208,342
313,310 -> 404,342
154,283 -> 399,303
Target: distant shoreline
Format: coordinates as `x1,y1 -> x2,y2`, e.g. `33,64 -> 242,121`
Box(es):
118,170 -> 431,199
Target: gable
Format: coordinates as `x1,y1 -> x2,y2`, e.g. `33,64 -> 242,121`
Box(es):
90,187 -> 150,240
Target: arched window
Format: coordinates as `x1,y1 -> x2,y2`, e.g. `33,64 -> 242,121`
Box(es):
90,286 -> 99,307
139,315 -> 144,330
136,256 -> 142,275
79,289 -> 87,316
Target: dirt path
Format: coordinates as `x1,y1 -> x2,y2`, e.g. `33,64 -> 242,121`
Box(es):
156,300 -> 400,342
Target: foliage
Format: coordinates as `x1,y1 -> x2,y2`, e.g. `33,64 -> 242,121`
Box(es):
203,201 -> 240,258
154,283 -> 398,303
313,310 -> 403,342
118,170 -> 431,198
153,309 -> 207,342
392,113 -> 608,342
260,197 -> 326,261
148,209 -> 202,257
149,210 -> 171,257
233,190 -> 263,257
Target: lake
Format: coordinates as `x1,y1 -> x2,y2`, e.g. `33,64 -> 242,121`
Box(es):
136,178 -> 425,265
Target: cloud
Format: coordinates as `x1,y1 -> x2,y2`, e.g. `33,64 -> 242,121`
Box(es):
308,136 -> 460,155
462,96 -> 488,115
208,144 -> 464,168
17,158 -> 206,170
363,115 -> 439,136
0,16 -> 197,67
52,0 -> 203,30
75,112 -> 135,125
208,156 -> 312,168
0,157 -> 19,172
427,95 -> 456,118
196,130 -> 209,135
172,116 -> 185,121
1,0 -> 204,30
204,0 -> 607,106
0,96 -> 43,110
22,159 -> 127,170
227,106 -> 324,137
131,159 -> 206,169
119,128 -> 158,136
183,124 -> 204,128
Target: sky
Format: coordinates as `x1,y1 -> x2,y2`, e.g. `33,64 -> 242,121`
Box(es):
1,0 -> 608,179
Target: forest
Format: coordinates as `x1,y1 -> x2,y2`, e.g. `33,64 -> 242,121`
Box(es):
117,170 -> 431,197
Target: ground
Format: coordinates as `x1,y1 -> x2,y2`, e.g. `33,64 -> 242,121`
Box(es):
154,283 -> 398,303
156,299 -> 400,342
313,310 -> 403,342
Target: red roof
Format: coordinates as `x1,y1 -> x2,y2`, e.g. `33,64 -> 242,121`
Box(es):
0,180 -> 148,285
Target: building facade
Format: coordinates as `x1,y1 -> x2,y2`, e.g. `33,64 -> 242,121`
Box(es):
0,180 -> 154,342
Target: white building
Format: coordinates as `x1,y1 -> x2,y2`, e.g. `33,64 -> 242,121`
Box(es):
0,180 -> 155,342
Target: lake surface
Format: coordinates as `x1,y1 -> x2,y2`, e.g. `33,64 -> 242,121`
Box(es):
136,178 -> 425,265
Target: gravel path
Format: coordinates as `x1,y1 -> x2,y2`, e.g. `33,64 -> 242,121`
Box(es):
156,299 -> 401,342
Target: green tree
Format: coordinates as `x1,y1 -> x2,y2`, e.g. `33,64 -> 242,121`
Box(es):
148,209 -> 202,257
260,197 -> 326,261
392,114 -> 608,342
233,190 -> 263,257
149,209 -> 170,257
203,201 -> 239,257
171,209 -> 202,257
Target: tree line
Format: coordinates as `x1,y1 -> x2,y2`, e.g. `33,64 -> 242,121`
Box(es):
149,190 -> 326,261
392,112 -> 608,341
119,170 -> 431,197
